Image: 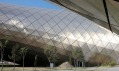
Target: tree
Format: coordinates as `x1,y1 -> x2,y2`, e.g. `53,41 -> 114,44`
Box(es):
70,49 -> 84,67
20,47 -> 28,71
0,36 -> 10,70
34,55 -> 38,71
8,44 -> 21,70
44,45 -> 59,67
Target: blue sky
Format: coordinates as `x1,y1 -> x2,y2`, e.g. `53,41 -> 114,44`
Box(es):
0,0 -> 61,9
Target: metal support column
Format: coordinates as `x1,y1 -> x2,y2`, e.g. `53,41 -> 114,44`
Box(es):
103,0 -> 112,32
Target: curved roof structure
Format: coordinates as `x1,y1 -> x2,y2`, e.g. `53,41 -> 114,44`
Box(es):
1,3 -> 119,64
50,0 -> 119,35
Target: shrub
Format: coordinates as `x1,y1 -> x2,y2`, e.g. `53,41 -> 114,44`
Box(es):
88,53 -> 116,66
109,60 -> 116,66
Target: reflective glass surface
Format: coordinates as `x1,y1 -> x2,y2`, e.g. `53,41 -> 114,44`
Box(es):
0,3 -> 119,64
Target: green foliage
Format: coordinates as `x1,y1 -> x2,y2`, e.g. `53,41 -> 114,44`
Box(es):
89,53 -> 116,66
9,44 -> 21,61
20,47 -> 28,57
71,49 -> 84,61
101,60 -> 116,66
0,36 -> 11,71
44,45 -> 59,63
19,46 -> 28,71
0,36 -> 11,51
110,60 -> 116,66
70,49 -> 84,67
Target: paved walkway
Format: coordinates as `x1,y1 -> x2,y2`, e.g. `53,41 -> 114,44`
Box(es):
85,66 -> 119,71
1,66 -> 119,71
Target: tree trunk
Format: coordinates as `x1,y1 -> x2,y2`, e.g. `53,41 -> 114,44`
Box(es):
76,60 -> 78,67
48,59 -> 51,67
1,51 -> 3,71
82,62 -> 83,67
1,51 -> 3,61
13,60 -> 15,70
74,59 -> 77,67
34,55 -> 37,71
23,55 -> 25,71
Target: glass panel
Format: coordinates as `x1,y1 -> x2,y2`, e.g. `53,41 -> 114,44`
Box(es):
0,23 -> 6,29
68,38 -> 75,44
47,12 -> 56,18
37,37 -> 45,43
0,8 -> 10,14
77,36 -> 85,47
48,29 -> 55,34
115,45 -> 119,56
81,20 -> 91,30
27,16 -> 36,23
57,11 -> 69,19
32,20 -> 41,29
62,27 -> 70,36
110,51 -> 117,61
58,21 -> 66,30
42,37 -> 49,43
17,16 -> 26,21
72,29 -> 81,39
52,25 -> 61,34
87,39 -> 95,50
38,27 -> 45,33
59,36 -> 66,42
68,23 -> 76,33
91,47 -> 99,54
32,31 -> 40,36
42,33 -> 50,39
23,11 -> 31,17
33,13 -> 42,19
66,13 -> 74,21
71,20 -> 79,28
96,29 -> 105,39
72,41 -> 79,47
47,40 -> 54,46
22,19 -> 31,27
87,27 -> 95,36
48,19 -> 56,27
6,14 -> 15,19
62,43 -> 69,49
85,52 -> 92,61
96,41 -> 104,51
27,24 -> 35,30
9,25 -> 19,32
90,23 -> 99,32
53,36 -> 60,42
65,45 -> 72,51
0,15 -> 9,23
43,15 -> 51,22
63,38 -> 70,44
11,10 -> 21,15
43,23 -> 51,32
75,16 -> 85,24
77,25 -> 85,35
101,35 -> 109,47
82,32 -> 90,42
70,12 -> 77,19
53,16 -> 60,23
62,18 -> 70,25
92,34 -> 100,45
37,18 -> 46,26
81,43 -> 90,56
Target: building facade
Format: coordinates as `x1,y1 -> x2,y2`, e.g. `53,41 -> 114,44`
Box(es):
0,3 -> 119,64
